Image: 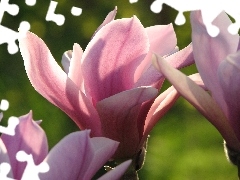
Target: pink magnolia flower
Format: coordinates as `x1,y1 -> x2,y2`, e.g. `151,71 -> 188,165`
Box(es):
0,111 -> 131,179
152,11 -> 240,154
19,8 -> 194,161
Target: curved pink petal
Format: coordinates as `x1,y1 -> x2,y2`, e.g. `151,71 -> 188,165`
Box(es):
191,11 -> 239,115
166,43 -> 194,69
0,138 -> 7,157
98,160 -> 132,180
61,44 -> 86,93
83,136 -> 119,179
82,16 -> 149,103
153,54 -> 240,151
61,50 -> 72,74
141,73 -> 205,147
134,24 -> 177,83
0,138 -> 10,165
135,43 -> 194,88
218,51 -> 240,141
141,86 -> 180,146
39,130 -> 119,180
96,87 -> 158,158
92,6 -> 117,38
134,64 -> 165,88
68,43 -> 84,90
19,32 -> 101,136
146,24 -> 176,55
1,111 -> 48,179
237,38 -> 240,50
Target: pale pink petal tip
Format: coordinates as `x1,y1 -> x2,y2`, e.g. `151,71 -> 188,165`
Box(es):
146,24 -> 176,55
68,43 -> 83,88
61,50 -> 72,73
92,6 -> 118,38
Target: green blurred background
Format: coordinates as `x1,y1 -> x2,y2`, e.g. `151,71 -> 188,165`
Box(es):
0,0 -> 237,179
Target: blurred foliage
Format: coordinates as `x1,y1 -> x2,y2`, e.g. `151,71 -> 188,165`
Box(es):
0,0 -> 237,179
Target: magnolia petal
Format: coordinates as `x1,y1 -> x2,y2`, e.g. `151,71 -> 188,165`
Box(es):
40,130 -> 119,180
96,87 -> 158,158
1,111 -> 48,179
0,139 -> 13,178
82,16 -> 149,103
141,86 -> 180,146
0,139 -> 9,163
146,24 -> 176,55
153,54 -> 240,151
92,6 -> 118,38
68,43 -> 84,90
61,50 -> 72,73
141,73 -> 205,147
82,136 -> 119,179
218,51 -> 240,141
61,43 -> 84,89
40,131 -> 91,180
134,24 -> 177,83
134,43 -> 194,88
97,160 -> 132,180
191,11 -> 239,114
166,43 -> 194,69
134,64 -> 165,89
19,32 -> 101,136
238,39 -> 240,50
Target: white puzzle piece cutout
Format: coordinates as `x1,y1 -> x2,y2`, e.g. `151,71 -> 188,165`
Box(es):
16,151 -> 49,180
129,0 -> 138,3
0,163 -> 15,180
46,1 -> 65,26
0,99 -> 19,136
25,0 -> 36,6
0,0 -> 30,54
150,0 -> 240,37
71,6 -> 82,16
0,100 -> 9,111
0,116 -> 19,136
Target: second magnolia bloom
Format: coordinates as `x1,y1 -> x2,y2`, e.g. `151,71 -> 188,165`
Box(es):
153,10 -> 240,158
0,111 -> 131,179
